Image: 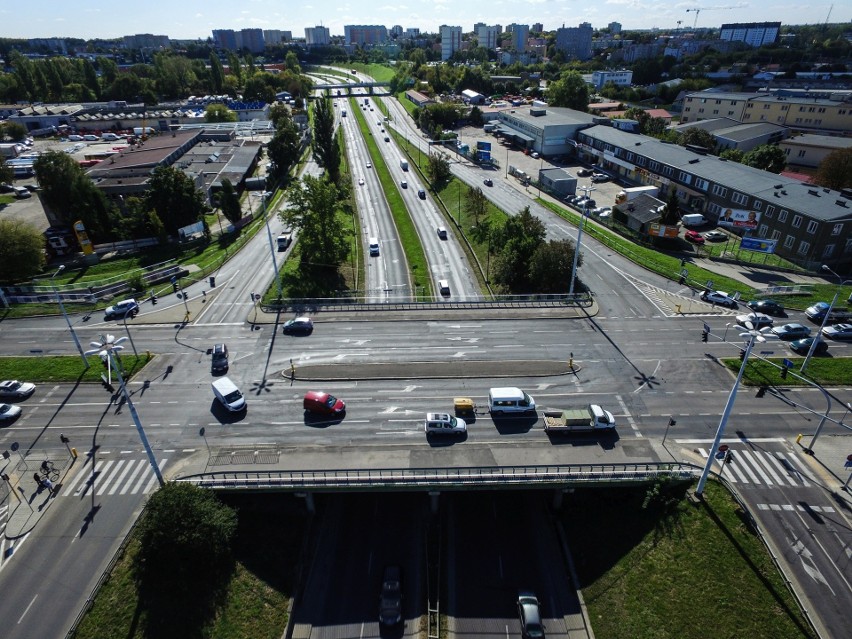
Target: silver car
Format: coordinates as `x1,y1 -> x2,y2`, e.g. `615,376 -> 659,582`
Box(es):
424,413 -> 466,435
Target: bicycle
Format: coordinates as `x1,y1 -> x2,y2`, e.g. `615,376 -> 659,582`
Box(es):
39,460 -> 60,482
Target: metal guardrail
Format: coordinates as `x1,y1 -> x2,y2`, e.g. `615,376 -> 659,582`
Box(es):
178,462 -> 699,491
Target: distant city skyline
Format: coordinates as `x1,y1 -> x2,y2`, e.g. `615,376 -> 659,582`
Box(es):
0,1 -> 841,41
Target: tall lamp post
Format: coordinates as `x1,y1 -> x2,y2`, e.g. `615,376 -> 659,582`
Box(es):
85,334 -> 164,488
801,265 -> 851,373
256,191 -> 282,300
569,186 -> 595,297
51,265 -> 89,369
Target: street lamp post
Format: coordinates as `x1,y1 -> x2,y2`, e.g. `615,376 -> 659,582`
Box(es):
51,265 -> 89,369
121,311 -> 138,357
801,265 -> 851,373
257,192 -> 282,300
568,186 -> 595,297
85,335 -> 164,487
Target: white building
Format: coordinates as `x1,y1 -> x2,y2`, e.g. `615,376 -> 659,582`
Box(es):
476,25 -> 499,50
440,25 -> 462,60
592,70 -> 633,90
305,26 -> 330,47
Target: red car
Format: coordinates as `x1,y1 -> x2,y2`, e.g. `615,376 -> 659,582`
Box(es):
685,230 -> 705,244
303,391 -> 345,416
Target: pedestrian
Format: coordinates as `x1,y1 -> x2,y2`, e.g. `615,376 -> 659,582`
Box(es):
41,477 -> 55,495
34,472 -> 42,490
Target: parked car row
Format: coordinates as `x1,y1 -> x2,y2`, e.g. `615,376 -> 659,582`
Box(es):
0,380 -> 36,425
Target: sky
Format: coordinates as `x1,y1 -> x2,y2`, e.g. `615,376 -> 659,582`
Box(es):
0,0 -> 843,41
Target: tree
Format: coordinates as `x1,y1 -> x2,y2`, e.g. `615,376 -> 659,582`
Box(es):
133,483 -> 237,637
145,165 -> 209,235
719,148 -> 744,163
427,152 -> 452,185
209,52 -> 225,94
218,179 -> 242,224
813,147 -> 852,191
490,207 -> 547,292
311,96 -> 341,184
0,156 -> 13,185
204,103 -> 237,123
660,190 -> 681,225
267,114 -> 301,181
678,127 -> 716,152
0,220 -> 46,284
468,105 -> 484,127
528,239 -> 576,293
283,175 -> 349,272
545,70 -> 588,111
464,186 -> 488,225
284,51 -> 301,73
742,144 -> 786,174
0,120 -> 28,142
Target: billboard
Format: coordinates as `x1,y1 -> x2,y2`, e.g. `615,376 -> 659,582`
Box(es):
740,237 -> 777,254
718,207 -> 760,230
73,220 -> 94,255
648,223 -> 679,238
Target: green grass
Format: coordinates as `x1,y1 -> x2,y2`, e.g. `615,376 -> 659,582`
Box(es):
0,353 -> 153,383
350,96 -> 432,297
565,481 -> 817,639
349,62 -> 395,83
722,354 -> 852,387
71,494 -> 307,639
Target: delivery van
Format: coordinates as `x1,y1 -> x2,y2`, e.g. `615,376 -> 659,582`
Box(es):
212,377 -> 246,412
488,387 -> 536,415
681,214 -> 707,227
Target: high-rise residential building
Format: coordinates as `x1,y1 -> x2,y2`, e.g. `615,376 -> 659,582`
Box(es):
440,25 -> 462,60
263,30 -> 291,45
212,29 -> 238,50
476,25 -> 499,50
532,23 -> 544,33
555,24 -> 593,60
505,24 -> 529,51
344,25 -> 388,46
608,22 -> 622,34
391,25 -> 403,38
122,34 -> 170,50
719,22 -> 781,47
404,28 -> 421,39
305,26 -> 331,46
239,28 -> 265,53
474,22 -> 486,33
28,38 -> 68,54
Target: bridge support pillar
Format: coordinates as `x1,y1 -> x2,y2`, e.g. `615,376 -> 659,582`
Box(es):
552,488 -> 573,510
297,491 -> 315,514
429,490 -> 440,515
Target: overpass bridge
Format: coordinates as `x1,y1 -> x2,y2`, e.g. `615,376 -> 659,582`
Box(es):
312,80 -> 392,96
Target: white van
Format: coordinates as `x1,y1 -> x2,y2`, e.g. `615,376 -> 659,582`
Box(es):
488,387 -> 536,415
212,377 -> 246,412
101,132 -> 120,141
12,186 -> 31,199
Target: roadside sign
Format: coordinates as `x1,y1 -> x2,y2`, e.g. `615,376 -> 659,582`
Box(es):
782,358 -> 794,369
760,350 -> 774,355
716,443 -> 729,459
703,323 -> 710,333
705,280 -> 714,290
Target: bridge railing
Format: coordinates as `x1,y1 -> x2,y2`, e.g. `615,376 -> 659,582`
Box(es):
177,462 -> 700,491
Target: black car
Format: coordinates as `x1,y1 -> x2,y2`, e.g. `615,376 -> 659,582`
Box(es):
747,299 -> 785,316
282,317 -> 314,335
576,168 -> 593,177
789,337 -> 827,355
211,343 -> 229,374
379,566 -> 402,626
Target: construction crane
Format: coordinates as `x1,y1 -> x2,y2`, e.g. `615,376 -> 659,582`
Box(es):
686,4 -> 746,29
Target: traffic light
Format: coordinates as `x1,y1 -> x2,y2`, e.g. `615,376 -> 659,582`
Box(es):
739,349 -> 746,361
679,276 -> 686,285
172,282 -> 179,294
701,330 -> 708,343
780,366 -> 788,380
756,385 -> 768,398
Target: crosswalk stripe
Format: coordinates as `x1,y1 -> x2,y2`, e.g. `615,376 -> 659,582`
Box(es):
763,453 -> 804,487
751,450 -> 785,485
783,452 -> 818,484
96,460 -> 125,495
142,459 -> 169,494
60,460 -> 97,496
734,450 -> 767,484
120,460 -> 147,495
108,459 -> 137,495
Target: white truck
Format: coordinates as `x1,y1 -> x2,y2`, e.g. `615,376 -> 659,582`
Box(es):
615,185 -> 659,203
400,159 -> 409,171
542,404 -> 616,433
276,230 -> 292,250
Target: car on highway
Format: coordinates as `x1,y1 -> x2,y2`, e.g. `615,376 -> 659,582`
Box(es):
366,162 -> 372,168
684,230 -> 705,244
517,591 -> 544,639
770,323 -> 811,340
424,413 -> 466,436
736,313 -> 774,329
747,299 -> 784,316
483,178 -> 493,186
703,230 -> 728,242
700,290 -> 737,308
418,188 -> 426,199
400,180 -> 407,189
0,380 -> 36,399
384,136 -> 390,142
0,403 -> 23,423
303,391 -> 346,416
437,226 -> 448,239
104,298 -> 139,320
438,279 -> 451,296
282,317 -> 314,335
789,337 -> 827,355
358,178 -> 364,185
822,323 -> 852,340
379,565 -> 402,627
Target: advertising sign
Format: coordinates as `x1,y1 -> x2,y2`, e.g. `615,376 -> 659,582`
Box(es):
740,237 -> 777,254
477,141 -> 492,152
73,220 -> 94,255
718,207 -> 760,230
648,223 -> 679,238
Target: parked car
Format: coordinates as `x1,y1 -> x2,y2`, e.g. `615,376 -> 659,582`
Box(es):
576,168 -> 593,177
789,337 -> 828,355
736,313 -> 774,329
700,290 -> 737,308
483,178 -> 493,186
104,298 -> 139,320
282,317 -> 314,335
303,391 -> 345,416
379,565 -> 403,627
424,412 -> 466,436
0,380 -> 36,399
747,299 -> 784,316
703,230 -> 728,242
822,323 -> 852,340
684,230 -> 705,244
770,323 -> 811,340
0,403 -> 23,423
590,173 -> 610,183
517,591 -> 544,639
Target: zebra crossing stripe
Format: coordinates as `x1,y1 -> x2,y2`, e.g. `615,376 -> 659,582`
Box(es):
96,459 -> 126,496
120,460 -> 147,495
142,459 -> 169,494
107,459 -> 137,495
61,459 -> 106,497
738,450 -> 776,485
783,452 -> 818,484
59,458 -> 169,497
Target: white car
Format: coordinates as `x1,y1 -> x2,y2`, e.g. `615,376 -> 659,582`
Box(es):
358,178 -> 364,185
424,413 -> 466,435
701,290 -> 738,308
0,380 -> 36,399
735,313 -> 774,330
104,298 -> 139,320
0,403 -> 22,422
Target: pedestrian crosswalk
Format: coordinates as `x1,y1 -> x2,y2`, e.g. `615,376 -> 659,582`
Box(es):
59,457 -> 168,498
697,446 -> 815,487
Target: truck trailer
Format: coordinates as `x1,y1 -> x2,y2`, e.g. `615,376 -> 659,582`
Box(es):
542,404 -> 616,433
615,185 -> 659,203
